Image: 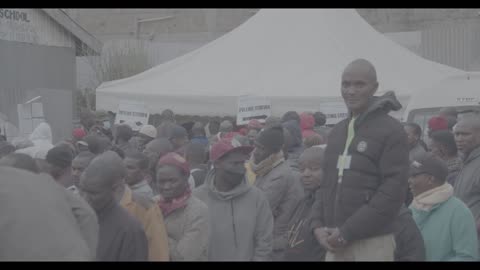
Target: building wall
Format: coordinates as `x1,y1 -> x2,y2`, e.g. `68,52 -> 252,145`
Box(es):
0,9 -> 75,48
65,9 -> 257,42
357,9 -> 480,71
0,9 -> 78,142
0,38 -> 75,142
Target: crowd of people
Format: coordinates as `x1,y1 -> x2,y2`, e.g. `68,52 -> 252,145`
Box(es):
1,58 -> 480,261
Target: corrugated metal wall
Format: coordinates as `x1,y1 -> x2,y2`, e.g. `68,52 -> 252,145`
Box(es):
0,39 -> 75,142
421,21 -> 480,71
0,9 -> 75,48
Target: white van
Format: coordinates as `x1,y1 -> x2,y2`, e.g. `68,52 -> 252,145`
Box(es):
403,72 -> 480,136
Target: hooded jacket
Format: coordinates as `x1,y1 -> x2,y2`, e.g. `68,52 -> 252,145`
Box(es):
410,196 -> 478,261
16,122 -> 54,159
254,160 -> 304,259
310,91 -> 409,243
194,170 -> 274,261
300,113 -> 316,139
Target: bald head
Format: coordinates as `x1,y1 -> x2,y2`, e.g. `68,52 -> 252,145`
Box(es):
343,59 -> 377,83
341,59 -> 379,116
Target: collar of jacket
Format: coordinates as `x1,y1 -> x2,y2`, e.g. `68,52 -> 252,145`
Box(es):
464,146 -> 480,165
348,91 -> 402,129
120,185 -> 133,207
131,179 -> 150,190
204,169 -> 251,201
96,198 -> 117,219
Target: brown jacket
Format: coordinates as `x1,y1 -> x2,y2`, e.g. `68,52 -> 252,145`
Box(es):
120,186 -> 170,261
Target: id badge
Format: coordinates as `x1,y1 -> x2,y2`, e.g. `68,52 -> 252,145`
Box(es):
337,155 -> 352,170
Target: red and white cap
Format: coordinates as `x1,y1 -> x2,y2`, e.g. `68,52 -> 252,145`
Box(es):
209,138 -> 254,162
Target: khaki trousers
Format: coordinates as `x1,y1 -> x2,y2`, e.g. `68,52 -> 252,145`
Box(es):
325,234 -> 396,261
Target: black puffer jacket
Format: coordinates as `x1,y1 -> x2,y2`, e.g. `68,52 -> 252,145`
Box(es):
310,91 -> 409,242
393,205 -> 425,261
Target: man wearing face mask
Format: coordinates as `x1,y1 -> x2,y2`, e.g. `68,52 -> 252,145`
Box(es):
194,138 -> 274,261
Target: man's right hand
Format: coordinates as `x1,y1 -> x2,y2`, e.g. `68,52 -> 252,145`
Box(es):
314,227 -> 336,252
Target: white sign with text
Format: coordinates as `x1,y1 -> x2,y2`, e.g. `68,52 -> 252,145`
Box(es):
114,101 -> 149,131
236,96 -> 271,126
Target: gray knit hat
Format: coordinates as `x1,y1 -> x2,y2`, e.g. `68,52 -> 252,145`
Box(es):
256,125 -> 284,153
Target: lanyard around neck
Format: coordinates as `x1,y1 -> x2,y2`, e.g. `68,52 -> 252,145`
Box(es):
338,117 -> 356,177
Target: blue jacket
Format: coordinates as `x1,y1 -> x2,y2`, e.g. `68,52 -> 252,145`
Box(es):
191,136 -> 209,147
410,196 -> 478,261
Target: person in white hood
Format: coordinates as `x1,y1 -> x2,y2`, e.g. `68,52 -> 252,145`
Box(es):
16,122 -> 54,159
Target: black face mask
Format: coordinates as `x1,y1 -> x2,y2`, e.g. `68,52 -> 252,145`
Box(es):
222,166 -> 246,185
224,172 -> 244,186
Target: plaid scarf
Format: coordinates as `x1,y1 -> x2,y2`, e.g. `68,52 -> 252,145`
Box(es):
157,187 -> 191,217
249,151 -> 285,178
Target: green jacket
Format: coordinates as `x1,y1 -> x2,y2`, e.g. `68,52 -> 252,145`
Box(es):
410,197 -> 478,261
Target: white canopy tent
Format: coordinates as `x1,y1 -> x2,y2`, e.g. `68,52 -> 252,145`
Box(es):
96,9 -> 462,124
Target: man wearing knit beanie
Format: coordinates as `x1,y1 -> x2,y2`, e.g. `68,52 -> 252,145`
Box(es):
46,145 -> 74,187
251,125 -> 304,260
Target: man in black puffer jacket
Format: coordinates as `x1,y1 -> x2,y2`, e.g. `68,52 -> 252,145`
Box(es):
310,59 -> 409,261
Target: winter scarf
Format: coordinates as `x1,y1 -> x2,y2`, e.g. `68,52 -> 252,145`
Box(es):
250,151 -> 285,177
157,187 -> 192,217
411,183 -> 454,211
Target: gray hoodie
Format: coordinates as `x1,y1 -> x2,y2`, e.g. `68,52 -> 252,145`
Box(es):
194,170 -> 274,261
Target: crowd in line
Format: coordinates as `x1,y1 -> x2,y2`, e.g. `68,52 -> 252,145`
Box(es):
1,58 -> 480,261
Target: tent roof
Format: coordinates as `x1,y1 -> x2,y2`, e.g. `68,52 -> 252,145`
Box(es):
97,9 -> 462,116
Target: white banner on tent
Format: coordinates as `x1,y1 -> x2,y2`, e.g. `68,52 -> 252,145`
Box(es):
236,96 -> 271,126
114,101 -> 149,131
321,102 -> 349,125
